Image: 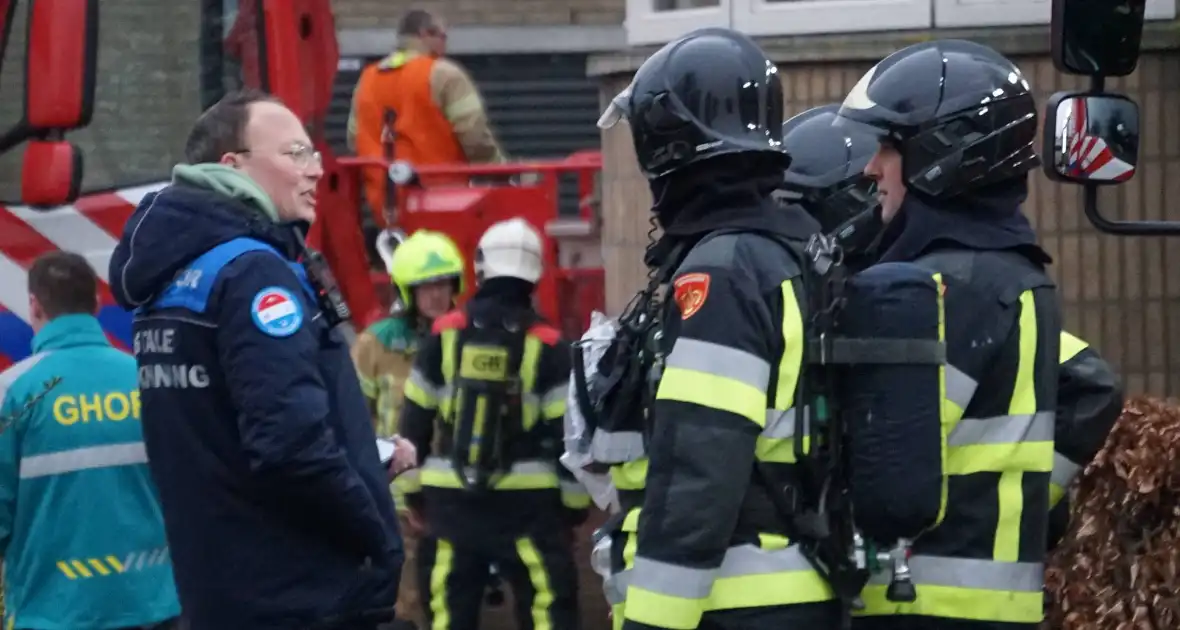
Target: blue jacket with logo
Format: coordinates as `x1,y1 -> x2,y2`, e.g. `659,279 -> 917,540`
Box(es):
0,314 -> 180,630
108,182 -> 403,630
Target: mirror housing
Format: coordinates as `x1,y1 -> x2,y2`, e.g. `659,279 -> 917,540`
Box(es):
21,140 -> 83,207
1051,0 -> 1146,77
25,0 -> 99,129
1042,92 -> 1139,185
259,0 -> 338,125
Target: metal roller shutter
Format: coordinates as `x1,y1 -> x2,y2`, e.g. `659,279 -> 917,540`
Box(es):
326,53 -> 600,216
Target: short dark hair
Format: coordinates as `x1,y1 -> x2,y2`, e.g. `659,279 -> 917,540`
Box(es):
183,89 -> 280,164
398,9 -> 436,36
28,251 -> 98,318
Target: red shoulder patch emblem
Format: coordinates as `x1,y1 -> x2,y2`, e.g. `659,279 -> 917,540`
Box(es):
673,273 -> 711,320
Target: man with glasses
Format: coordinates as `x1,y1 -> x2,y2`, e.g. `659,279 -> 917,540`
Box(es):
348,8 -> 505,230
109,89 -> 404,630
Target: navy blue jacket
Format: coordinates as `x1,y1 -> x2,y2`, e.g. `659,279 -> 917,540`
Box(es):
109,183 -> 402,630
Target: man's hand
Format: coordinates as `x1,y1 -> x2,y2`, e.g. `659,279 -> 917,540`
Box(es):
385,436 -> 418,482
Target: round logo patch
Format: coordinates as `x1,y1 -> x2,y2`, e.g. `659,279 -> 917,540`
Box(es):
250,286 -> 304,338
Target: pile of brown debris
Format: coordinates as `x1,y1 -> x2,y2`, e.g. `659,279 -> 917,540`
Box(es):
1044,396 -> 1180,630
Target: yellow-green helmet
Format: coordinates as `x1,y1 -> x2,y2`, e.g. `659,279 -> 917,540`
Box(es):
389,229 -> 466,309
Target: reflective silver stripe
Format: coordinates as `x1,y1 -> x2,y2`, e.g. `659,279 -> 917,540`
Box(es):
948,411 -> 1054,446
630,556 -> 715,599
422,456 -> 555,475
867,555 -> 1043,592
944,365 -> 977,410
763,408 -> 797,439
1051,452 -> 1082,488
590,429 -> 645,463
621,543 -> 815,599
20,442 -> 148,479
665,338 -> 771,392
408,368 -> 444,399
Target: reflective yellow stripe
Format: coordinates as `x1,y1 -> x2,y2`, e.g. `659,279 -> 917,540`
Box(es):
420,457 -> 559,490
611,458 -> 648,491
561,480 -> 591,509
358,374 -> 378,398
931,273 -> 952,527
1059,331 -> 1088,363
857,555 -> 1043,623
993,290 -> 1038,562
429,538 -> 454,630
757,281 -> 807,462
656,366 -> 766,426
520,336 -> 542,430
395,467 -> 423,494
440,330 -> 458,418
516,538 -> 555,630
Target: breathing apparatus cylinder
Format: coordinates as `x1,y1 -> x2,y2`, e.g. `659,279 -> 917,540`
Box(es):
837,262 -> 946,543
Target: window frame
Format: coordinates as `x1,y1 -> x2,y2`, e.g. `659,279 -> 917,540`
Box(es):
932,0 -> 1176,29
623,0 -> 731,46
731,0 -> 932,37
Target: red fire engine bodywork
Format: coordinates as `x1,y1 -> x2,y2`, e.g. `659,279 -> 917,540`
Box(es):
0,0 -> 605,369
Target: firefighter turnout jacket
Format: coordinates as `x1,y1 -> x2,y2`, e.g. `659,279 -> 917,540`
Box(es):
1052,331 -> 1122,507
399,302 -> 587,629
854,248 -> 1061,629
613,228 -> 841,630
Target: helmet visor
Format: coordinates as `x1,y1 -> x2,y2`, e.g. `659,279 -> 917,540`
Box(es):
597,85 -> 633,130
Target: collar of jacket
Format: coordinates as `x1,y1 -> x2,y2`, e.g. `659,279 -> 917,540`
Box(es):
32,314 -> 110,354
877,178 -> 1051,266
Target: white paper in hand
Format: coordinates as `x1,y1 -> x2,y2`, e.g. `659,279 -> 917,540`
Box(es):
376,438 -> 396,465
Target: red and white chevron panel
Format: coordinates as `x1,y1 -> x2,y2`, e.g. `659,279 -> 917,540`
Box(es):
0,182 -> 167,370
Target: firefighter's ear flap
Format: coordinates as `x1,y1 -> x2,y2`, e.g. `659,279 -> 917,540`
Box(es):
25,0 -> 99,129
21,140 -> 83,207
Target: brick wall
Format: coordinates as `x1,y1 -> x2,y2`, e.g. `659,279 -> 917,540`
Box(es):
599,50 -> 1180,396
0,0 -> 202,202
331,0 -> 624,29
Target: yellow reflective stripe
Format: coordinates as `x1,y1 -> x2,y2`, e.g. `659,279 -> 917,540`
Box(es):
755,408 -> 813,463
429,538 -> 453,630
441,330 -> 457,383
358,374 -> 378,398
993,290 -> 1038,562
520,336 -> 542,430
945,440 -> 1055,475
420,457 -> 559,490
932,272 -> 951,527
776,281 -> 804,411
394,468 -> 422,494
656,366 -> 766,426
516,537 -> 555,630
561,480 -> 591,509
857,555 -> 1043,623
1060,330 -> 1088,364
540,383 -> 567,420
611,458 -> 648,491
619,544 -> 833,624
403,377 -> 438,410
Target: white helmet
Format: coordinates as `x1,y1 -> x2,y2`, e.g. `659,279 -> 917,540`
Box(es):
475,218 -> 544,283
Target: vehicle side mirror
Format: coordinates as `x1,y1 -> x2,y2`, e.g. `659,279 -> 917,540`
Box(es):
1051,0 -> 1146,77
1042,93 -> 1139,185
21,140 -> 83,207
26,0 -> 99,129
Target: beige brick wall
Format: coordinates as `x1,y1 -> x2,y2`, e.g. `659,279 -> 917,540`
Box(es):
0,1 -> 202,202
332,0 -> 625,29
600,50 -> 1180,396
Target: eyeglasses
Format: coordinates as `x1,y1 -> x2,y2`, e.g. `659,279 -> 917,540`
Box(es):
235,143 -> 322,170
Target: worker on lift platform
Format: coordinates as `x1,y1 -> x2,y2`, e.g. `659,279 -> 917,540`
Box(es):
398,218 -> 588,630
348,8 -> 506,229
352,229 -> 467,628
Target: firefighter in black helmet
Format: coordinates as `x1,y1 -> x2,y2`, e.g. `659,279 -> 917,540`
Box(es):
833,40 -> 1063,630
593,27 -> 841,630
779,103 -> 883,270
786,99 -> 1124,609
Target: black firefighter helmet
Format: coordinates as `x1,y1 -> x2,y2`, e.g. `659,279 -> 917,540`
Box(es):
597,27 -> 789,179
780,103 -> 878,234
834,39 -> 1040,200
